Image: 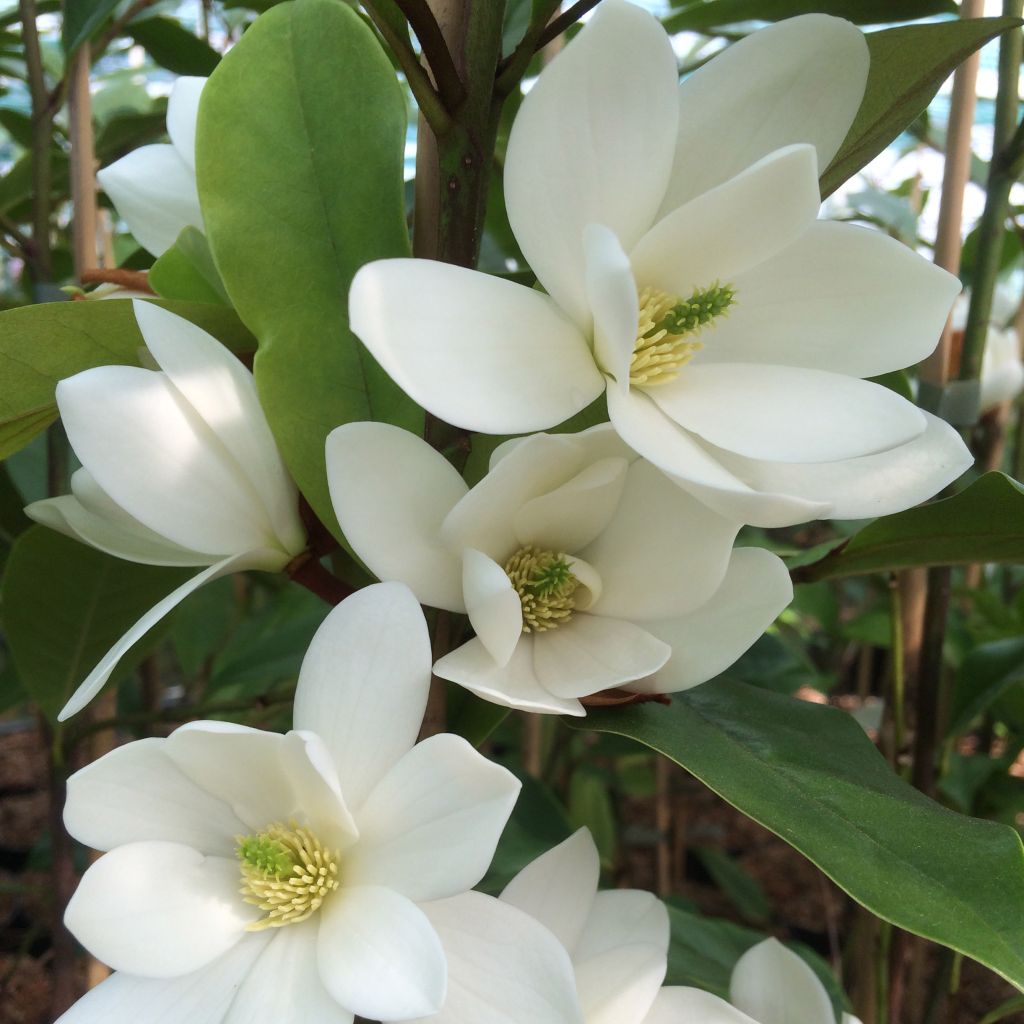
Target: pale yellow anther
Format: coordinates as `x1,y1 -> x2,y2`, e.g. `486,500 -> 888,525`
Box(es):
504,546 -> 579,633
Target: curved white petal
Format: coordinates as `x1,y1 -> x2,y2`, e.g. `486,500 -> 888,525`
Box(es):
533,615 -> 670,699
65,841 -> 254,977
730,938 -> 835,1024
500,827 -> 599,955
64,737 -> 244,856
585,223 -> 639,389
166,76 -> 205,172
416,892 -> 584,1024
53,935 -> 271,1024
649,364 -> 926,463
696,222 -> 961,377
514,456 -> 629,556
661,15 -> 868,213
347,734 -> 519,902
442,433 -> 585,561
575,890 -> 669,1024
59,553 -> 258,721
350,260 -> 602,433
580,458 -> 738,620
281,730 -> 359,850
504,0 -> 678,327
225,921 -> 353,1024
628,547 -> 792,695
132,301 -> 305,556
326,423 -> 466,611
98,145 -> 202,257
631,146 -> 821,299
293,583 -> 432,812
713,411 -> 972,520
981,326 -> 1024,410
434,637 -> 585,716
643,987 -> 759,1024
463,549 -> 524,667
57,366 -> 279,555
317,885 -> 446,1020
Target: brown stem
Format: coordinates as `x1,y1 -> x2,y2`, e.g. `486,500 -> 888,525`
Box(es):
393,0 -> 466,111
286,552 -> 354,606
80,267 -> 154,292
68,43 -> 98,278
534,0 -> 602,52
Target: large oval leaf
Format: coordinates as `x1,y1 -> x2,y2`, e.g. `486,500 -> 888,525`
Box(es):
574,679 -> 1024,990
196,0 -> 421,538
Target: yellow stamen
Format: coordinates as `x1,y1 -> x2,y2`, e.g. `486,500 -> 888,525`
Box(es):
504,546 -> 579,633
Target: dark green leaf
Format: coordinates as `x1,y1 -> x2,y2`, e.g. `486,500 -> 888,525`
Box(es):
197,0 -> 420,537
950,637 -> 1024,736
0,299 -> 256,460
792,473 -> 1024,583
95,105 -> 168,164
665,0 -> 956,33
150,227 -> 230,305
1,527 -> 191,724
821,18 -> 1020,196
447,684 -> 511,747
0,108 -> 33,148
62,0 -> 119,54
568,769 -> 617,867
979,995 -> 1024,1024
575,679 -> 1024,989
692,847 -> 771,924
128,16 -> 220,75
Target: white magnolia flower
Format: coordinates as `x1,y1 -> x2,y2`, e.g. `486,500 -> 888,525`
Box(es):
952,290 -> 1024,413
499,828 -> 670,1024
646,938 -> 861,1024
98,76 -> 205,256
350,2 -> 970,529
327,421 -> 792,716
26,300 -> 307,720
57,584 -> 582,1024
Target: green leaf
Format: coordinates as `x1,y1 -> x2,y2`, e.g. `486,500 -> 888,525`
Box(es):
127,16 -> 220,75
1,527 -> 192,724
197,0 -> 420,538
568,769 -> 617,868
665,0 -> 955,33
150,227 -> 230,305
792,473 -> 1024,583
574,679 -> 1024,989
950,637 -> 1024,736
692,847 -> 771,924
979,995 -> 1024,1024
62,0 -> 119,54
821,17 -> 1021,197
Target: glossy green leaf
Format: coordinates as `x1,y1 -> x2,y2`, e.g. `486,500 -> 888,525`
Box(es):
0,299 -> 255,461
127,16 -> 220,75
198,0 -> 420,538
664,0 -> 955,33
821,18 -> 1020,196
568,769 -> 617,867
1,527 -> 191,724
62,0 -> 119,54
150,227 -> 229,305
950,637 -> 1024,736
792,473 -> 1024,583
576,679 -> 1024,989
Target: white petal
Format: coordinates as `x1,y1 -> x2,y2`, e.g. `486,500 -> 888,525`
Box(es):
317,885 -> 447,1020
326,423 -> 466,612
347,733 -> 519,901
53,935 -> 270,1024
132,301 -> 305,556
56,366 -> 280,555
500,827 -> 599,954
281,730 -> 359,849
585,223 -> 639,389
434,637 -> 585,716
580,459 -> 738,621
643,987 -> 759,1024
713,411 -> 972,520
575,890 -> 669,1024
293,582 -> 432,812
350,260 -> 602,433
166,76 -> 205,172
463,549 -> 524,667
414,892 -> 584,1024
629,547 -> 792,695
730,938 -> 835,1024
661,15 -> 868,213
649,364 -> 926,463
533,615 -> 670,699
98,145 -> 202,257
225,922 -> 353,1024
442,433 -> 585,561
504,0 -> 678,327
58,554 -> 257,721
65,841 -> 254,977
696,222 -> 961,378
64,737 -> 244,856
631,146 -> 821,298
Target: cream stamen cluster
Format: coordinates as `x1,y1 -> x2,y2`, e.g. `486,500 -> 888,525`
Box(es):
504,545 -> 580,632
237,823 -> 341,931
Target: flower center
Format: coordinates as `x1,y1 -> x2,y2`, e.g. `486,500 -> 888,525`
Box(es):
237,823 -> 341,931
504,546 -> 579,633
630,282 -> 735,387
